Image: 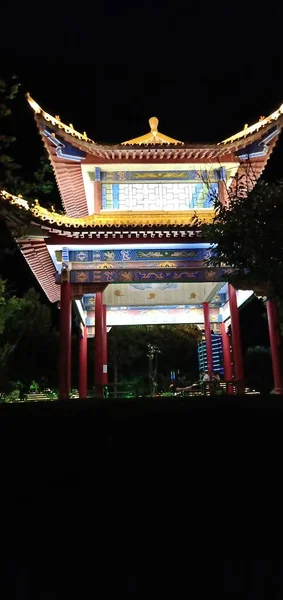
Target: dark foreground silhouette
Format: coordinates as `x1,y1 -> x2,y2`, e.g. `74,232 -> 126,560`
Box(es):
0,395 -> 282,596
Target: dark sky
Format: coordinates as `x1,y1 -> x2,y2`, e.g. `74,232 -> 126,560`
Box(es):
1,0 -> 283,160
0,0 -> 282,341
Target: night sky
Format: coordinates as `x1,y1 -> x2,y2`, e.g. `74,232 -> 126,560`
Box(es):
1,0 -> 283,342
1,0 -> 283,167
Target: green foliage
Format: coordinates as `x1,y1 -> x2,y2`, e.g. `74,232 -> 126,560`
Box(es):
8,289 -> 59,387
108,324 -> 201,392
10,156 -> 55,203
0,279 -> 58,396
194,179 -> 283,301
0,277 -> 7,334
0,76 -> 21,190
0,75 -> 56,209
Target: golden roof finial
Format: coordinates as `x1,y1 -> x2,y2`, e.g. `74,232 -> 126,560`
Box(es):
149,116 -> 159,136
122,116 -> 183,145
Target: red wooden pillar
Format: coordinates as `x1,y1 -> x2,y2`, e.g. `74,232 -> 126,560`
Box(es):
94,168 -> 102,214
228,284 -> 244,394
101,305 -> 108,386
266,299 -> 283,394
203,302 -> 213,375
79,325 -> 88,398
218,180 -> 229,207
220,321 -> 233,393
94,182 -> 102,214
59,278 -> 72,400
95,292 -> 104,397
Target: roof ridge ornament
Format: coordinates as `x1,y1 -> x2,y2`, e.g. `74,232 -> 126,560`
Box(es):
149,116 -> 159,136
122,116 -> 184,146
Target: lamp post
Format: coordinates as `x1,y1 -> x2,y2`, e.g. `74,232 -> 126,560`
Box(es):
147,343 -> 161,396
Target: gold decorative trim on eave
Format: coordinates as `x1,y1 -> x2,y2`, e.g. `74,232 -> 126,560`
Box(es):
220,102 -> 283,145
26,93 -> 283,150
0,191 -> 214,227
26,93 -> 95,143
1,190 -> 30,210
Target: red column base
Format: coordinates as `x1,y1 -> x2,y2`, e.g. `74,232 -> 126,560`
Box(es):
266,299 -> 283,394
220,322 -> 234,395
59,280 -> 72,400
94,292 -> 104,398
203,302 -> 213,376
228,285 -> 244,395
79,325 -> 88,399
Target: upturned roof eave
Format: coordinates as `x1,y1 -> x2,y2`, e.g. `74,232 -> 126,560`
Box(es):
27,93 -> 283,157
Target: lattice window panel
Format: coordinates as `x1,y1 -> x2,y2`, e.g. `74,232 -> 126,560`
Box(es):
101,182 -> 216,210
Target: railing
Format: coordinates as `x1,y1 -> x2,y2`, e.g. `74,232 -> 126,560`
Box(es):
86,381 -> 245,399
94,383 -> 140,399
200,381 -> 242,395
179,381 -> 243,397
203,381 -> 240,395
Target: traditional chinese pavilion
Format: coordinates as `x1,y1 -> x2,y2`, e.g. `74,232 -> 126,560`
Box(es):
1,96 -> 283,397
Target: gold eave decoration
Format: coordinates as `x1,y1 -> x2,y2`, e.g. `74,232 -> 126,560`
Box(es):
220,102 -> 283,145
0,191 -> 213,227
122,117 -> 184,146
26,93 -> 94,143
1,190 -> 30,210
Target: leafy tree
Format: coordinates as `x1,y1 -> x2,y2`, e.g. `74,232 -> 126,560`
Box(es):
107,326 -> 147,395
108,324 -> 201,394
10,156 -> 55,205
0,76 -> 58,290
0,280 -> 58,395
0,75 -> 56,207
0,277 -> 26,366
8,288 -> 59,388
194,179 -> 283,302
0,76 -> 20,191
194,177 -> 283,381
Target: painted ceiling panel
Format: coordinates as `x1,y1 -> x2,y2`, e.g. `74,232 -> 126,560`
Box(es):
106,305 -> 220,326
103,282 -> 221,306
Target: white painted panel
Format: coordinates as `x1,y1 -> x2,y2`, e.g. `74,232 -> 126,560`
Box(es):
106,305 -> 220,326
103,282 -> 221,306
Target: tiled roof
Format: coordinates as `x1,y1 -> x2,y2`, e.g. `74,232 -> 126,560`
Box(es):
19,240 -> 59,303
27,94 -> 283,158
229,136 -> 279,196
42,135 -> 89,218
